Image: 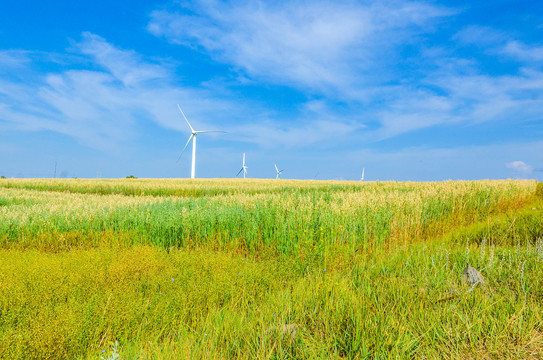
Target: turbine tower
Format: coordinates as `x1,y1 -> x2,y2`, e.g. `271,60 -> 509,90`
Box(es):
274,163 -> 284,179
360,167 -> 365,181
236,151 -> 248,179
176,104 -> 225,179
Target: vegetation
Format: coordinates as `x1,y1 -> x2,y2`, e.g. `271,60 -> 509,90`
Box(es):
0,179 -> 534,254
0,179 -> 541,359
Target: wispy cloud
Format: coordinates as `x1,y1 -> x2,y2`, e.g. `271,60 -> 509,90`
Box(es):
453,25 -> 507,46
360,67 -> 543,141
0,50 -> 32,70
0,34 -> 225,150
228,118 -> 360,149
148,0 -> 543,143
148,0 -> 454,97
0,32 -> 359,152
503,41 -> 543,62
343,141 -> 543,181
506,160 -> 533,175
77,32 -> 170,86
2,0 -> 543,178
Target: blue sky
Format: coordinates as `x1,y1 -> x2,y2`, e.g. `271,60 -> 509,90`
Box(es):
0,0 -> 542,180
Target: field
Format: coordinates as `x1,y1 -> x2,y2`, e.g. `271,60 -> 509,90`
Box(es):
0,179 -> 542,359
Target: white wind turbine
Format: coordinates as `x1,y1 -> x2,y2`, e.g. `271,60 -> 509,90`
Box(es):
274,163 -> 284,179
360,167 -> 365,181
176,104 -> 225,179
236,151 -> 248,179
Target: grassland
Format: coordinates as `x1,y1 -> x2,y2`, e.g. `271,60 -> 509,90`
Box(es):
0,179 -> 541,359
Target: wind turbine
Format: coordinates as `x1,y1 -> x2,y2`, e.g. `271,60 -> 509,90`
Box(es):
360,167 -> 365,181
176,104 -> 225,179
236,151 -> 248,179
274,163 -> 284,179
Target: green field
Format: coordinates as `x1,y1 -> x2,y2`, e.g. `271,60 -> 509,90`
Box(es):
0,179 -> 542,359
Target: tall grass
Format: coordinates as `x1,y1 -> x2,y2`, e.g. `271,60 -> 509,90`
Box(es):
0,179 -> 541,359
1,238 -> 541,359
0,178 -> 372,197
0,180 -> 535,255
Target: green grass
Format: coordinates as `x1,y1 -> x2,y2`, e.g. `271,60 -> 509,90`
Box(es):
0,180 -> 541,359
1,236 -> 541,359
0,178 -> 373,198
0,180 -> 535,255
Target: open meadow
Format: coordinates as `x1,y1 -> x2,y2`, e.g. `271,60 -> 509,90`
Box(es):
0,179 -> 542,359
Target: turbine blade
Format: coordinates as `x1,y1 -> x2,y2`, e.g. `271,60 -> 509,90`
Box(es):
194,130 -> 227,134
236,168 -> 244,176
177,104 -> 195,133
177,135 -> 193,163
274,163 -> 278,172
243,152 -> 246,166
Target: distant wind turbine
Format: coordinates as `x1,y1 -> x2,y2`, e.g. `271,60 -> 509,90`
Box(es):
360,167 -> 365,181
274,163 -> 284,179
176,104 -> 225,179
236,151 -> 248,179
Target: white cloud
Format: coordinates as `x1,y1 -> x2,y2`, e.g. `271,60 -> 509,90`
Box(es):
148,0 -> 453,96
147,0 -> 543,143
453,25 -> 507,46
0,32 -> 359,152
228,118 -> 360,149
0,50 -> 32,70
372,89 -> 457,139
503,41 -> 543,62
2,1 -> 543,162
356,67 -> 543,141
77,32 -> 170,86
340,141 -> 543,181
0,34 -> 228,150
506,160 -> 533,175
